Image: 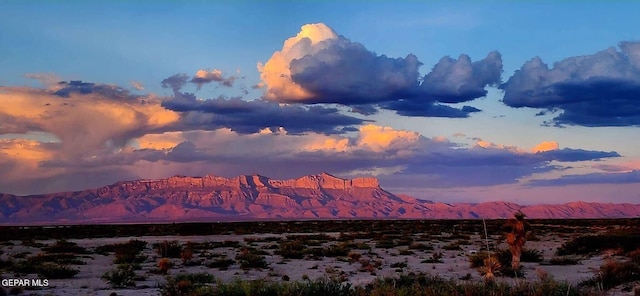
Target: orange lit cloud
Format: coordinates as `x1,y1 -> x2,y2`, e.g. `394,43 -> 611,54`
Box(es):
474,139 -> 524,153
191,69 -> 237,88
0,138 -> 61,184
0,86 -> 180,160
134,132 -> 185,150
257,23 -> 338,101
0,138 -> 53,163
532,141 -> 559,153
357,124 -> 420,152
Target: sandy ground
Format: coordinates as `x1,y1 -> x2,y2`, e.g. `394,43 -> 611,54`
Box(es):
0,231 -> 635,296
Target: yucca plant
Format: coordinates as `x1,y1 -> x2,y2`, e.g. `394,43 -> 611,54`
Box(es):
479,256 -> 501,283
505,212 -> 529,271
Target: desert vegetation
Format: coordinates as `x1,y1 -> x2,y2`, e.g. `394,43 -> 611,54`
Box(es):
1,218 -> 640,295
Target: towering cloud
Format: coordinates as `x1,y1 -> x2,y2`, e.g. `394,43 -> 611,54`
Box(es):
258,23 -> 502,118
502,41 -> 640,127
0,84 -> 180,161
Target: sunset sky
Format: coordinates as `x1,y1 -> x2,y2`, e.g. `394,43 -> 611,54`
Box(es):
1,2 -> 640,204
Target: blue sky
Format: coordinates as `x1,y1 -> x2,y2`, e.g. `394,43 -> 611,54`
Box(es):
1,1 -> 639,204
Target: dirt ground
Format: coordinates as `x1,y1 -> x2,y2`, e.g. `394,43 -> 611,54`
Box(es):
2,227 -> 633,296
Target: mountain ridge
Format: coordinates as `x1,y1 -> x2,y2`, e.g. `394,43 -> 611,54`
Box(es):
1,173 -> 639,224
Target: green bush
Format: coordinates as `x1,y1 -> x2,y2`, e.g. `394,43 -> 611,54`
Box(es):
276,240 -> 307,259
160,273 -> 216,296
102,265 -> 137,288
557,231 -> 640,256
236,249 -> 268,269
206,258 -> 235,270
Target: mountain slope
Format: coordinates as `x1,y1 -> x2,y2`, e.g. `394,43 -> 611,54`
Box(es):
1,173 -> 639,224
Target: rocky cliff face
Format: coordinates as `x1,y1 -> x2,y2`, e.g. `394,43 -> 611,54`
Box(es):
1,173 -> 639,224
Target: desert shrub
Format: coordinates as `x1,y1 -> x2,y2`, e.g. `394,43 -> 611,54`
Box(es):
27,253 -> 85,265
95,239 -> 147,264
102,265 -> 136,288
338,232 -> 372,241
390,261 -> 407,268
236,249 -> 268,269
347,252 -> 361,263
286,234 -> 332,243
276,240 -> 306,259
357,273 -> 591,296
160,273 -> 216,296
557,231 -> 640,256
543,256 -> 582,265
581,259 -> 640,290
158,258 -> 174,275
181,247 -> 193,265
398,249 -> 414,255
442,241 -> 462,251
207,277 -> 353,296
521,248 -> 544,263
206,258 -> 235,270
42,239 -> 88,254
114,248 -> 147,264
322,243 -> 351,257
8,259 -> 79,279
244,236 -> 282,243
408,242 -> 433,251
36,263 -> 79,279
7,260 -> 36,274
155,241 -> 183,258
345,241 -> 371,250
156,271 -> 601,296
375,239 -> 395,249
628,248 -> 640,264
395,237 -> 414,246
303,243 -> 351,258
421,252 -> 444,263
470,249 -> 541,269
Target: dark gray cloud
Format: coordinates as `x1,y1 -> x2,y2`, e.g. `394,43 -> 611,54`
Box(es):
418,51 -> 503,103
281,35 -> 501,118
380,101 -> 481,118
502,41 -> 640,127
349,105 -> 379,116
289,41 -> 422,104
162,96 -> 367,135
161,74 -> 189,93
54,80 -> 136,100
528,170 -> 640,186
538,148 -> 620,162
383,146 -> 620,188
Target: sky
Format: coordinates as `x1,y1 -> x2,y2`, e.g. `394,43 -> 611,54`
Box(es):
1,1 -> 640,204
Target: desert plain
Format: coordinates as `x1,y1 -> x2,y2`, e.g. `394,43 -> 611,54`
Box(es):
1,219 -> 639,295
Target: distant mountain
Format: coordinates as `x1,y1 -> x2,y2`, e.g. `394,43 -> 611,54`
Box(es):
1,173 -> 639,224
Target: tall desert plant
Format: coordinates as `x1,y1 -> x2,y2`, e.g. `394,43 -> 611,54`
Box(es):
505,212 -> 529,271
